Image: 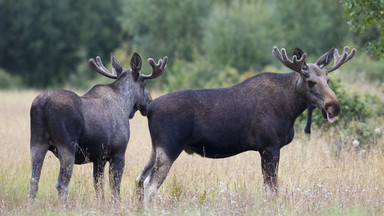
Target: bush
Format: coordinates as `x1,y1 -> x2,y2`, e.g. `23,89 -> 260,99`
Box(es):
120,0 -> 213,62
0,68 -> 23,89
333,121 -> 382,150
338,50 -> 384,83
162,56 -> 240,92
202,0 -> 281,72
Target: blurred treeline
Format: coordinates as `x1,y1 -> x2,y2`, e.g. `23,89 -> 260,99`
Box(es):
0,0 -> 381,90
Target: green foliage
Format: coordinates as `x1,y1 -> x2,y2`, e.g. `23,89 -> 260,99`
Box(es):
0,0 -> 121,88
120,0 -> 213,61
66,48 -> 113,90
275,0 -> 349,57
0,0 -> 382,90
202,0 -> 281,72
343,0 -> 384,59
162,56 -> 240,92
338,121 -> 382,149
170,175 -> 185,202
342,49 -> 384,83
148,0 -> 353,90
363,62 -> 384,82
196,190 -> 207,207
0,68 -> 22,89
332,77 -> 379,122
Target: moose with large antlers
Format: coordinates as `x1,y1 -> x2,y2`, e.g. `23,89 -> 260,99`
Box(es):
136,46 -> 355,204
28,52 -> 167,203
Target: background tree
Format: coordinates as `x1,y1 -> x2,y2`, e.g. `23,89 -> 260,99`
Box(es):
0,0 -> 121,88
343,0 -> 384,59
120,0 -> 213,62
274,0 -> 349,58
202,0 -> 281,72
0,0 -> 382,89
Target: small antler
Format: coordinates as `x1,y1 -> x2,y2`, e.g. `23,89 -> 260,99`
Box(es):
273,46 -> 307,74
326,46 -> 356,73
89,56 -> 118,79
141,56 -> 168,80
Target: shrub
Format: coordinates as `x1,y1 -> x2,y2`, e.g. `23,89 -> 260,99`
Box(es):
0,68 -> 23,89
162,56 -> 240,92
340,121 -> 382,149
202,0 -> 281,72
341,52 -> 384,83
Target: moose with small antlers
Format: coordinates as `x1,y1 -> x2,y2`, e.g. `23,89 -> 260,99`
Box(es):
136,46 -> 355,204
28,52 -> 167,204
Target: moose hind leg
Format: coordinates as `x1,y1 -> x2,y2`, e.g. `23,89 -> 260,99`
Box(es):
29,143 -> 49,203
260,148 -> 280,193
136,147 -> 156,203
56,144 -> 76,204
144,148 -> 180,205
109,153 -> 125,201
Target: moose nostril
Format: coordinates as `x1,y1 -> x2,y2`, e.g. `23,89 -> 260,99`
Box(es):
326,104 -> 342,117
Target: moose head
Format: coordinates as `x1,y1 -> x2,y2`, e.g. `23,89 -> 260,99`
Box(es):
89,53 -> 167,118
273,46 -> 356,122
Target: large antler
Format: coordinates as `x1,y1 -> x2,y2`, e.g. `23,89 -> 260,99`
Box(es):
89,56 -> 118,79
326,46 -> 356,73
272,46 -> 307,74
141,56 -> 168,80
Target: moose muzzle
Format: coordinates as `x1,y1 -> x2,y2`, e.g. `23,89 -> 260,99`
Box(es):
322,94 -> 341,123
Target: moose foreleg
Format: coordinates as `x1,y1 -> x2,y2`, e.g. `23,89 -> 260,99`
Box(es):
260,148 -> 280,193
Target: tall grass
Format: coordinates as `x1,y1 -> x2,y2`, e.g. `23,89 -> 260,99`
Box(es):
0,90 -> 383,215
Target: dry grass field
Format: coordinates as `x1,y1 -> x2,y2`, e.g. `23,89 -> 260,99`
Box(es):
0,90 -> 384,215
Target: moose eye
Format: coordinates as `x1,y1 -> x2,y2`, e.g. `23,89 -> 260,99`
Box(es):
307,80 -> 315,87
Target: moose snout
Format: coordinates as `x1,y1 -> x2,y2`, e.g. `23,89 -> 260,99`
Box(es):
323,99 -> 341,123
326,103 -> 341,116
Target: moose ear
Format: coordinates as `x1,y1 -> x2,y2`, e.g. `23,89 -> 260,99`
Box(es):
131,52 -> 142,72
293,48 -> 308,70
130,52 -> 142,81
111,54 -> 123,77
293,48 -> 304,59
315,48 -> 335,69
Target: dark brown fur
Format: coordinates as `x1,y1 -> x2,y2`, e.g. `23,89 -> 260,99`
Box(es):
136,46 -> 355,205
29,53 -> 167,204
